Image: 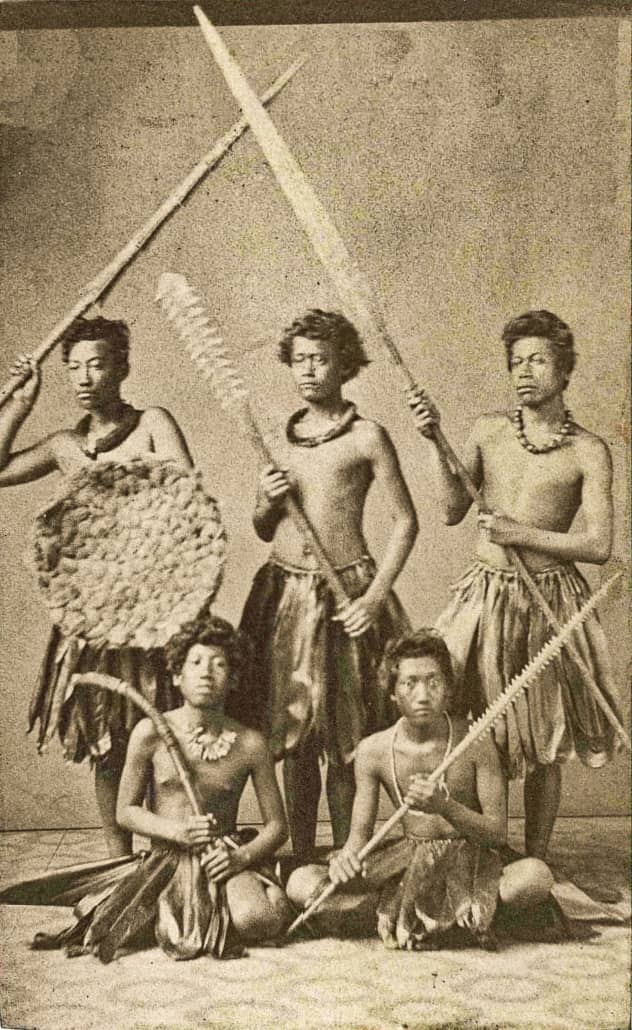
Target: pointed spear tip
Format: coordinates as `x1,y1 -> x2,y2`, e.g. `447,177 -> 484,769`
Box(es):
289,53 -> 309,76
286,911 -> 306,936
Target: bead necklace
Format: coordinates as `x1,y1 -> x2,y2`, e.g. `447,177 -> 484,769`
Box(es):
511,405 -> 574,454
186,725 -> 237,763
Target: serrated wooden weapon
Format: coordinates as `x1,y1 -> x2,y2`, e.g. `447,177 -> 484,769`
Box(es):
193,6 -> 629,752
0,54 -> 306,410
156,272 -> 350,608
286,571 -> 623,934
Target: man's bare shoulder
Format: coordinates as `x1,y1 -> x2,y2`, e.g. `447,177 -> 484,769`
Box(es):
128,716 -> 160,753
350,417 -> 394,453
234,724 -> 269,757
356,726 -> 394,766
139,406 -> 179,430
471,411 -> 509,442
48,427 -> 80,457
570,422 -> 613,468
446,715 -> 496,768
463,721 -> 503,771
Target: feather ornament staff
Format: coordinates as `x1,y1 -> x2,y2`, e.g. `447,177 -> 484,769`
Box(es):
156,272 -> 350,608
192,6 -> 629,752
286,570 -> 622,935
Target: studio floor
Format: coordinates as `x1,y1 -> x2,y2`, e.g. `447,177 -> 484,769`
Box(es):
0,817 -> 629,1030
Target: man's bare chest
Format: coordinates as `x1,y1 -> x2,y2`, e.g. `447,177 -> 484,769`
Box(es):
153,744 -> 245,797
482,437 -> 582,502
279,437 -> 372,489
387,745 -> 476,802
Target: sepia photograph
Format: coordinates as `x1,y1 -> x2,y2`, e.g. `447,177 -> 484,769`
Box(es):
0,2 -> 629,1028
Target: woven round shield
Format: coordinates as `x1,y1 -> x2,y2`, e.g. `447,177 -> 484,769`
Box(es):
30,460 -> 226,650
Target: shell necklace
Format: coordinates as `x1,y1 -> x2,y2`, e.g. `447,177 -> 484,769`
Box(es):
186,725 -> 237,763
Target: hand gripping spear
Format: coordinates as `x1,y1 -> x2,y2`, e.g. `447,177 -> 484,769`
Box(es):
0,54 -> 306,411
156,272 -> 350,609
69,672 -> 280,886
67,672 -> 276,959
193,6 -> 629,752
286,571 -> 622,935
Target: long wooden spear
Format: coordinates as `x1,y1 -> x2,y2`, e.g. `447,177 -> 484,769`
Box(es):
0,54 -> 306,411
286,571 -> 622,934
193,6 -> 629,751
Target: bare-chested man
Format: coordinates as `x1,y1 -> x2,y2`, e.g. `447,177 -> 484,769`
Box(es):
0,614 -> 293,960
0,316 -> 192,855
236,310 -> 418,860
287,629 -> 554,951
408,310 -> 620,859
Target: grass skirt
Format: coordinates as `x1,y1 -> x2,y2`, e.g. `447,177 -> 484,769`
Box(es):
0,832 -> 273,962
28,628 -> 179,765
373,837 -> 503,950
298,838 -> 577,950
436,562 -> 621,777
236,557 -> 410,763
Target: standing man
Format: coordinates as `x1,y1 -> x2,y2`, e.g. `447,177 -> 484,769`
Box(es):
238,309 -> 418,860
408,310 -> 620,859
0,316 -> 193,856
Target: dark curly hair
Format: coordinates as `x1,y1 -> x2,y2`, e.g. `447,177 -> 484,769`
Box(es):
164,612 -> 250,689
502,310 -> 575,384
379,628 -> 456,712
278,309 -> 370,383
60,316 -> 130,375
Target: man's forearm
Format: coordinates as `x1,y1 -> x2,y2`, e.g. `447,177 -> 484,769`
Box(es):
0,397 -> 28,469
427,445 -> 472,525
512,523 -> 611,565
253,498 -> 284,542
234,819 -> 287,869
366,515 -> 417,602
439,797 -> 506,849
116,805 -> 184,844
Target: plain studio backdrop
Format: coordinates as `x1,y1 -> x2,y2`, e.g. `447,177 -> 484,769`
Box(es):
0,15 -> 629,830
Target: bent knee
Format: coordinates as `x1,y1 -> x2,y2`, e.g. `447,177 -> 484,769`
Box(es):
286,864 -> 328,908
500,857 -> 554,907
228,875 -> 292,941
